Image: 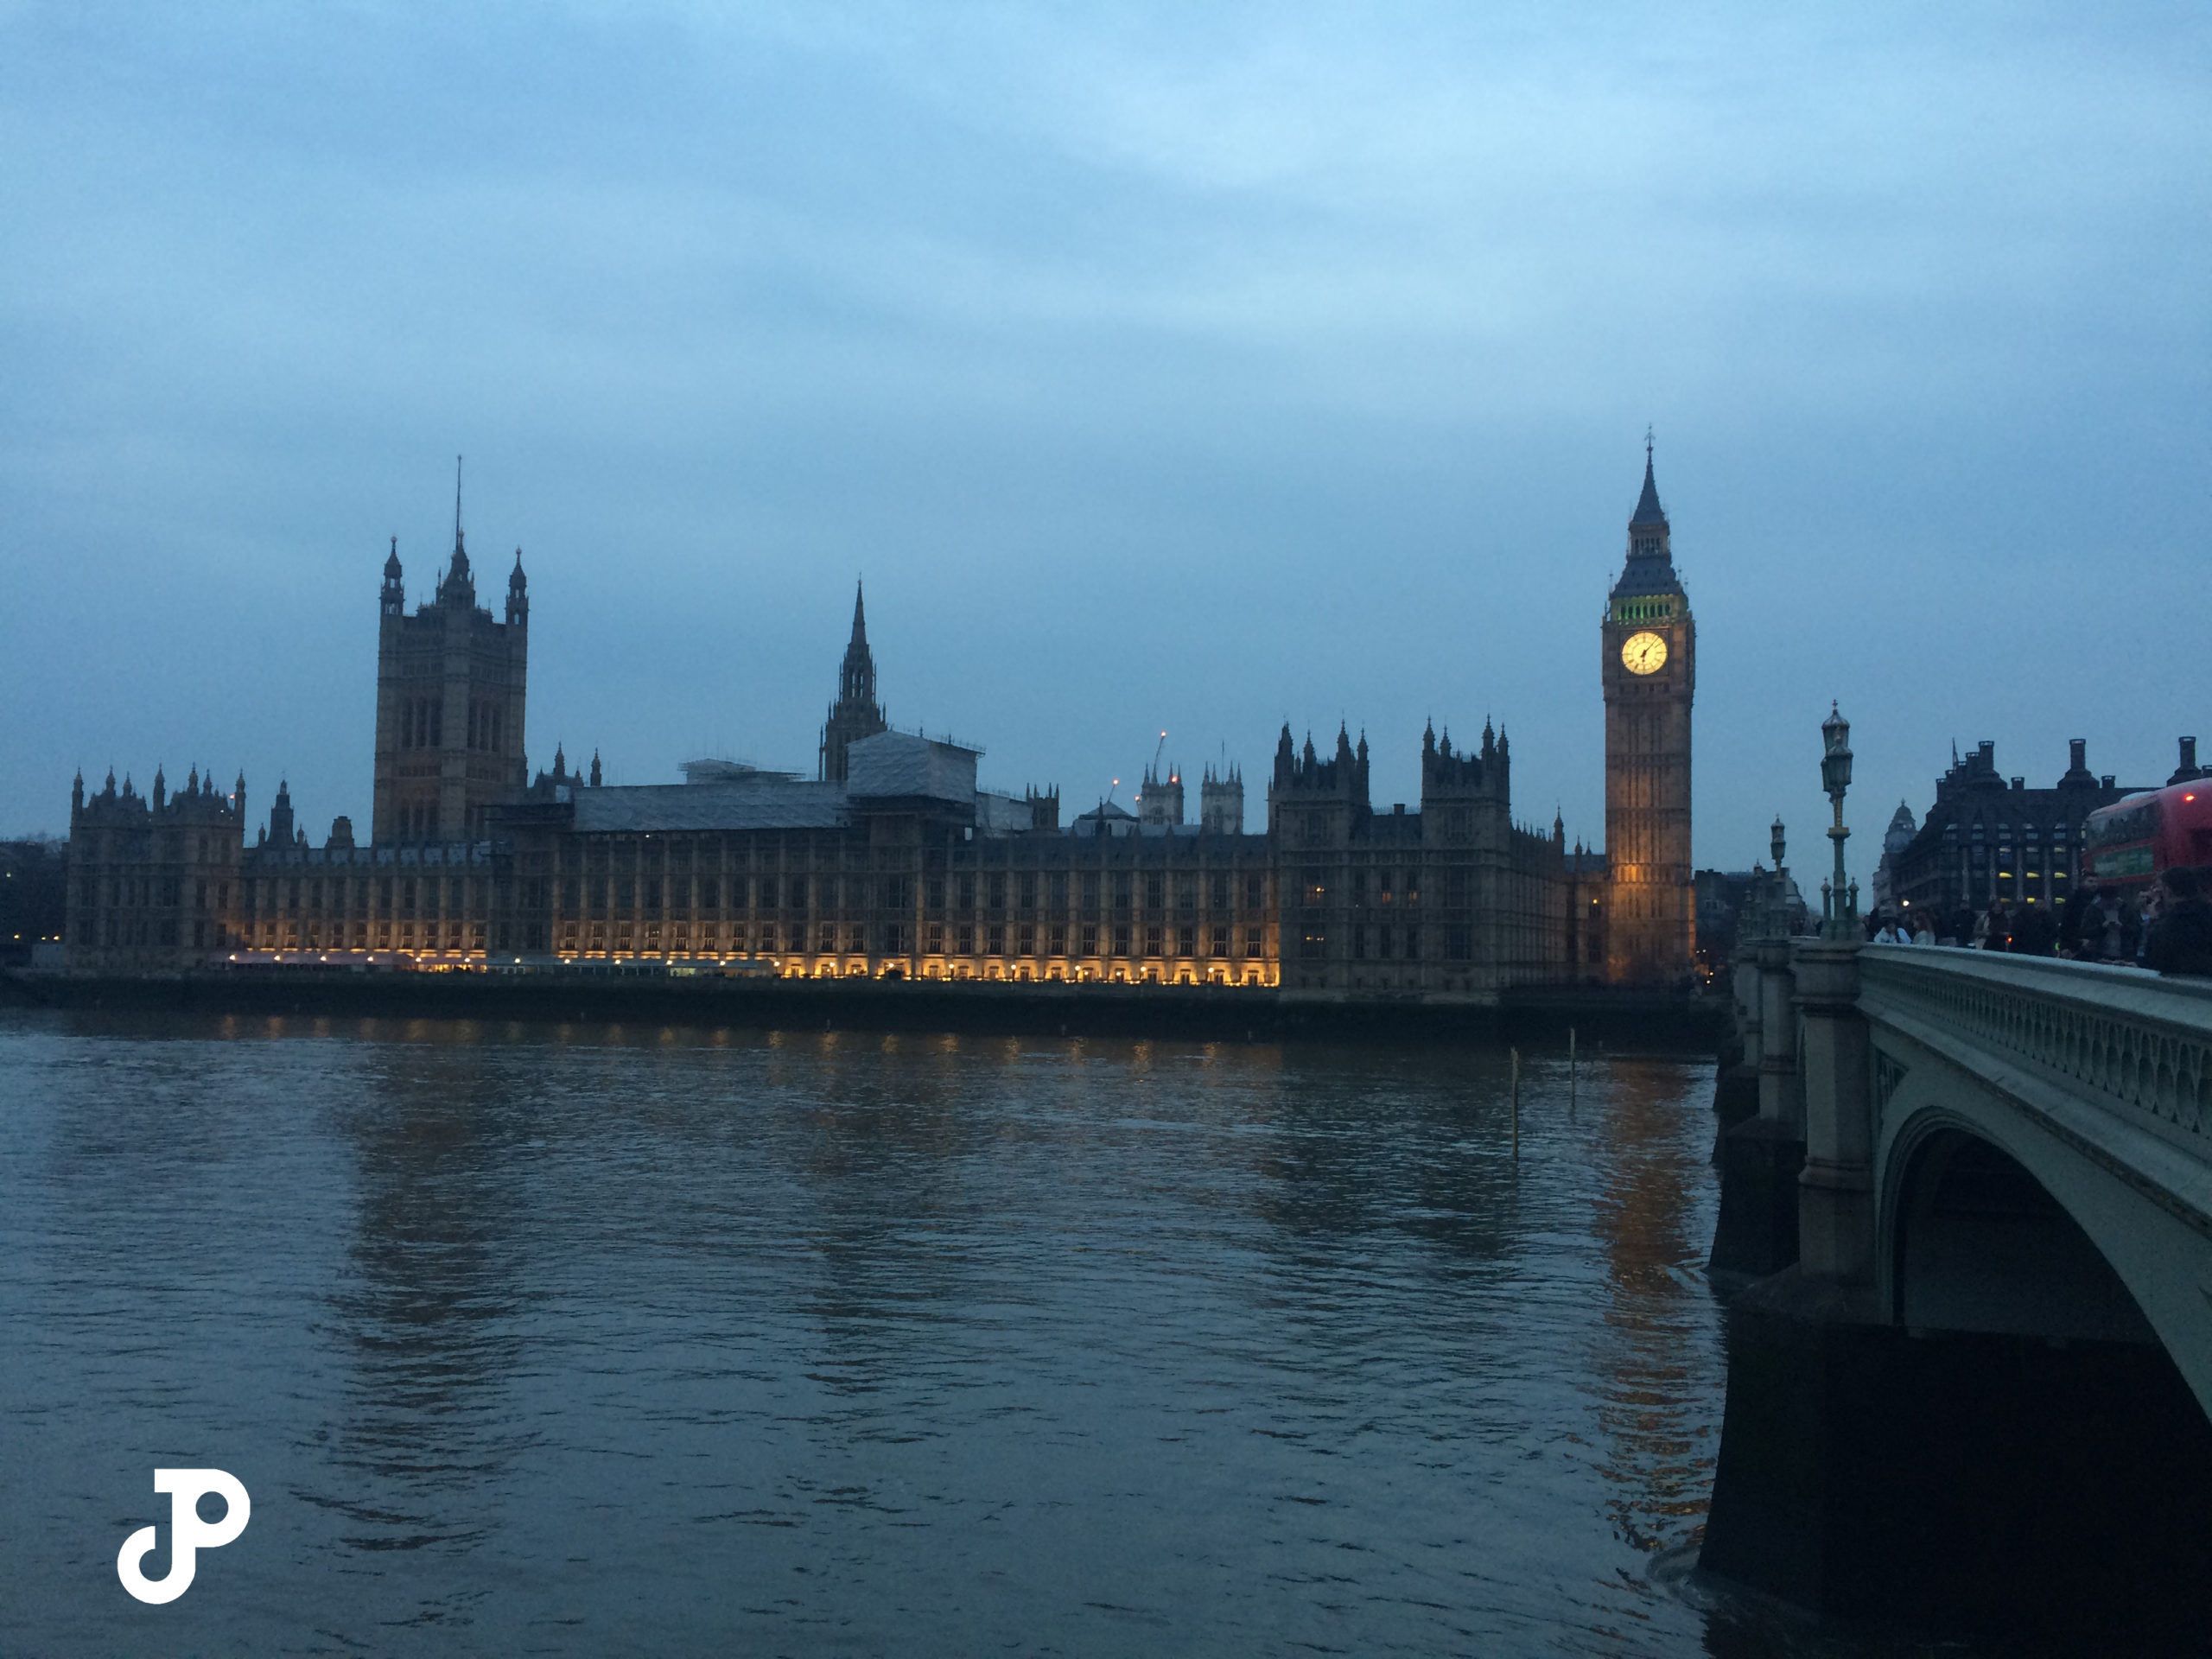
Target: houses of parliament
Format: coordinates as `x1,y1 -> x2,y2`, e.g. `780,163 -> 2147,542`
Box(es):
61,454 -> 1699,994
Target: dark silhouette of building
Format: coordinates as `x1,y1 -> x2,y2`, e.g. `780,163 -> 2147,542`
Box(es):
372,467 -> 529,842
63,765 -> 246,971
818,581 -> 887,784
0,836 -> 68,965
1887,738 -> 2145,918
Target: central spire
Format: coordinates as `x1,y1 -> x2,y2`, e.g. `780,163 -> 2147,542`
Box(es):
821,579 -> 887,782
1630,436 -> 1666,530
1611,438 -> 1684,606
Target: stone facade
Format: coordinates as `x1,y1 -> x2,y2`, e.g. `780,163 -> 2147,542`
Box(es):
1601,451 -> 1696,984
63,765 -> 247,972
1267,720 -> 1568,995
372,513 -> 529,844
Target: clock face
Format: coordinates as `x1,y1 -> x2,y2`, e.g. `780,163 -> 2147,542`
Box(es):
1621,630 -> 1668,676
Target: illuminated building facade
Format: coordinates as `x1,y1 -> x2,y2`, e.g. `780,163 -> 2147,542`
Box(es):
62,456 -> 1711,995
1599,449 -> 1697,985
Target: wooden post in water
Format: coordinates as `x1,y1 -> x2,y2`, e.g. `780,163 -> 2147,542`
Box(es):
1568,1027 -> 1577,1115
1510,1046 -> 1521,1160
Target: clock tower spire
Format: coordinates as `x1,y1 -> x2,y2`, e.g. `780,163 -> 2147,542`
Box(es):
1600,439 -> 1696,984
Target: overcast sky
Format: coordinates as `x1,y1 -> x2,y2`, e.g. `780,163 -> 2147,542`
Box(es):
4,3 -> 2206,876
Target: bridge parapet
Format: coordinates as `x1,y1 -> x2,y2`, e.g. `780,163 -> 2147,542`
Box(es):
1859,946 -> 2212,1264
1861,945 -> 2210,1147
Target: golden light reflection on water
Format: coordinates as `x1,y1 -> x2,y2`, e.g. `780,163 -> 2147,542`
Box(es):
1587,1060 -> 1724,1556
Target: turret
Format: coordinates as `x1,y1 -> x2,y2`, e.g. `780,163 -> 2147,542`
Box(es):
381,537 -> 404,618
507,548 -> 529,626
1139,761 -> 1185,828
1199,763 -> 1244,835
437,457 -> 475,608
267,779 -> 294,848
819,580 -> 888,782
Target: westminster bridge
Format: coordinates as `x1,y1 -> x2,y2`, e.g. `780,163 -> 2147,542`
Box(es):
1699,938 -> 2212,1641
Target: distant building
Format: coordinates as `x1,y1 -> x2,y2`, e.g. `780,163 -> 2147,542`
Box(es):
1886,738 -> 2147,918
1870,799 -> 1916,910
1137,762 -> 1184,830
1198,765 -> 1245,836
1694,865 -> 1809,973
0,836 -> 69,966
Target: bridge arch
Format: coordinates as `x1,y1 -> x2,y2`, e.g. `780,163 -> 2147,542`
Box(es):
1870,1000 -> 2212,1421
1885,1114 -> 2156,1344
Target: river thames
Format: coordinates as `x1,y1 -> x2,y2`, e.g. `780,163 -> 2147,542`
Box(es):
0,1011 -> 1946,1655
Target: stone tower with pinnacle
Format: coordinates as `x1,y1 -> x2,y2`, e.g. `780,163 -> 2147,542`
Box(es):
819,580 -> 888,783
1599,441 -> 1696,984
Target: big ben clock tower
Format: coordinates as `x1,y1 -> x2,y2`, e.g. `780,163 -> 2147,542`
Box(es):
1601,441 -> 1696,984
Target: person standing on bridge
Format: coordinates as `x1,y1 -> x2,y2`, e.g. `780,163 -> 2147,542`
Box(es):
1974,899 -> 2011,951
2144,867 -> 2212,977
2074,888 -> 2109,961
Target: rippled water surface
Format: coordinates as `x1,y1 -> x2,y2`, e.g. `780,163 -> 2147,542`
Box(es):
1,1010 -> 1904,1655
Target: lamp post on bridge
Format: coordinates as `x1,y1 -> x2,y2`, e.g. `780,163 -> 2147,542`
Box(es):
1767,816 -> 1788,936
1820,702 -> 1858,939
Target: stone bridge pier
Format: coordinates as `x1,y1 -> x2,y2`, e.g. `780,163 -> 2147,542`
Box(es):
1699,941 -> 2212,1643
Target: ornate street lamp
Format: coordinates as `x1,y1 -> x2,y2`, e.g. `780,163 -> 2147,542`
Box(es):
1766,816 -> 1788,935
1819,702 -> 1858,938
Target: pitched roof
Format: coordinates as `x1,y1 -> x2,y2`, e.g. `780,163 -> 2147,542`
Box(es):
1630,454 -> 1666,527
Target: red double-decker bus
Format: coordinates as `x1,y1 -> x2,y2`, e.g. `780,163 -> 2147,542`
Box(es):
2081,779 -> 2212,893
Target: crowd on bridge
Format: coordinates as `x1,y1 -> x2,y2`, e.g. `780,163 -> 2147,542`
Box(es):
1866,864 -> 2212,976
